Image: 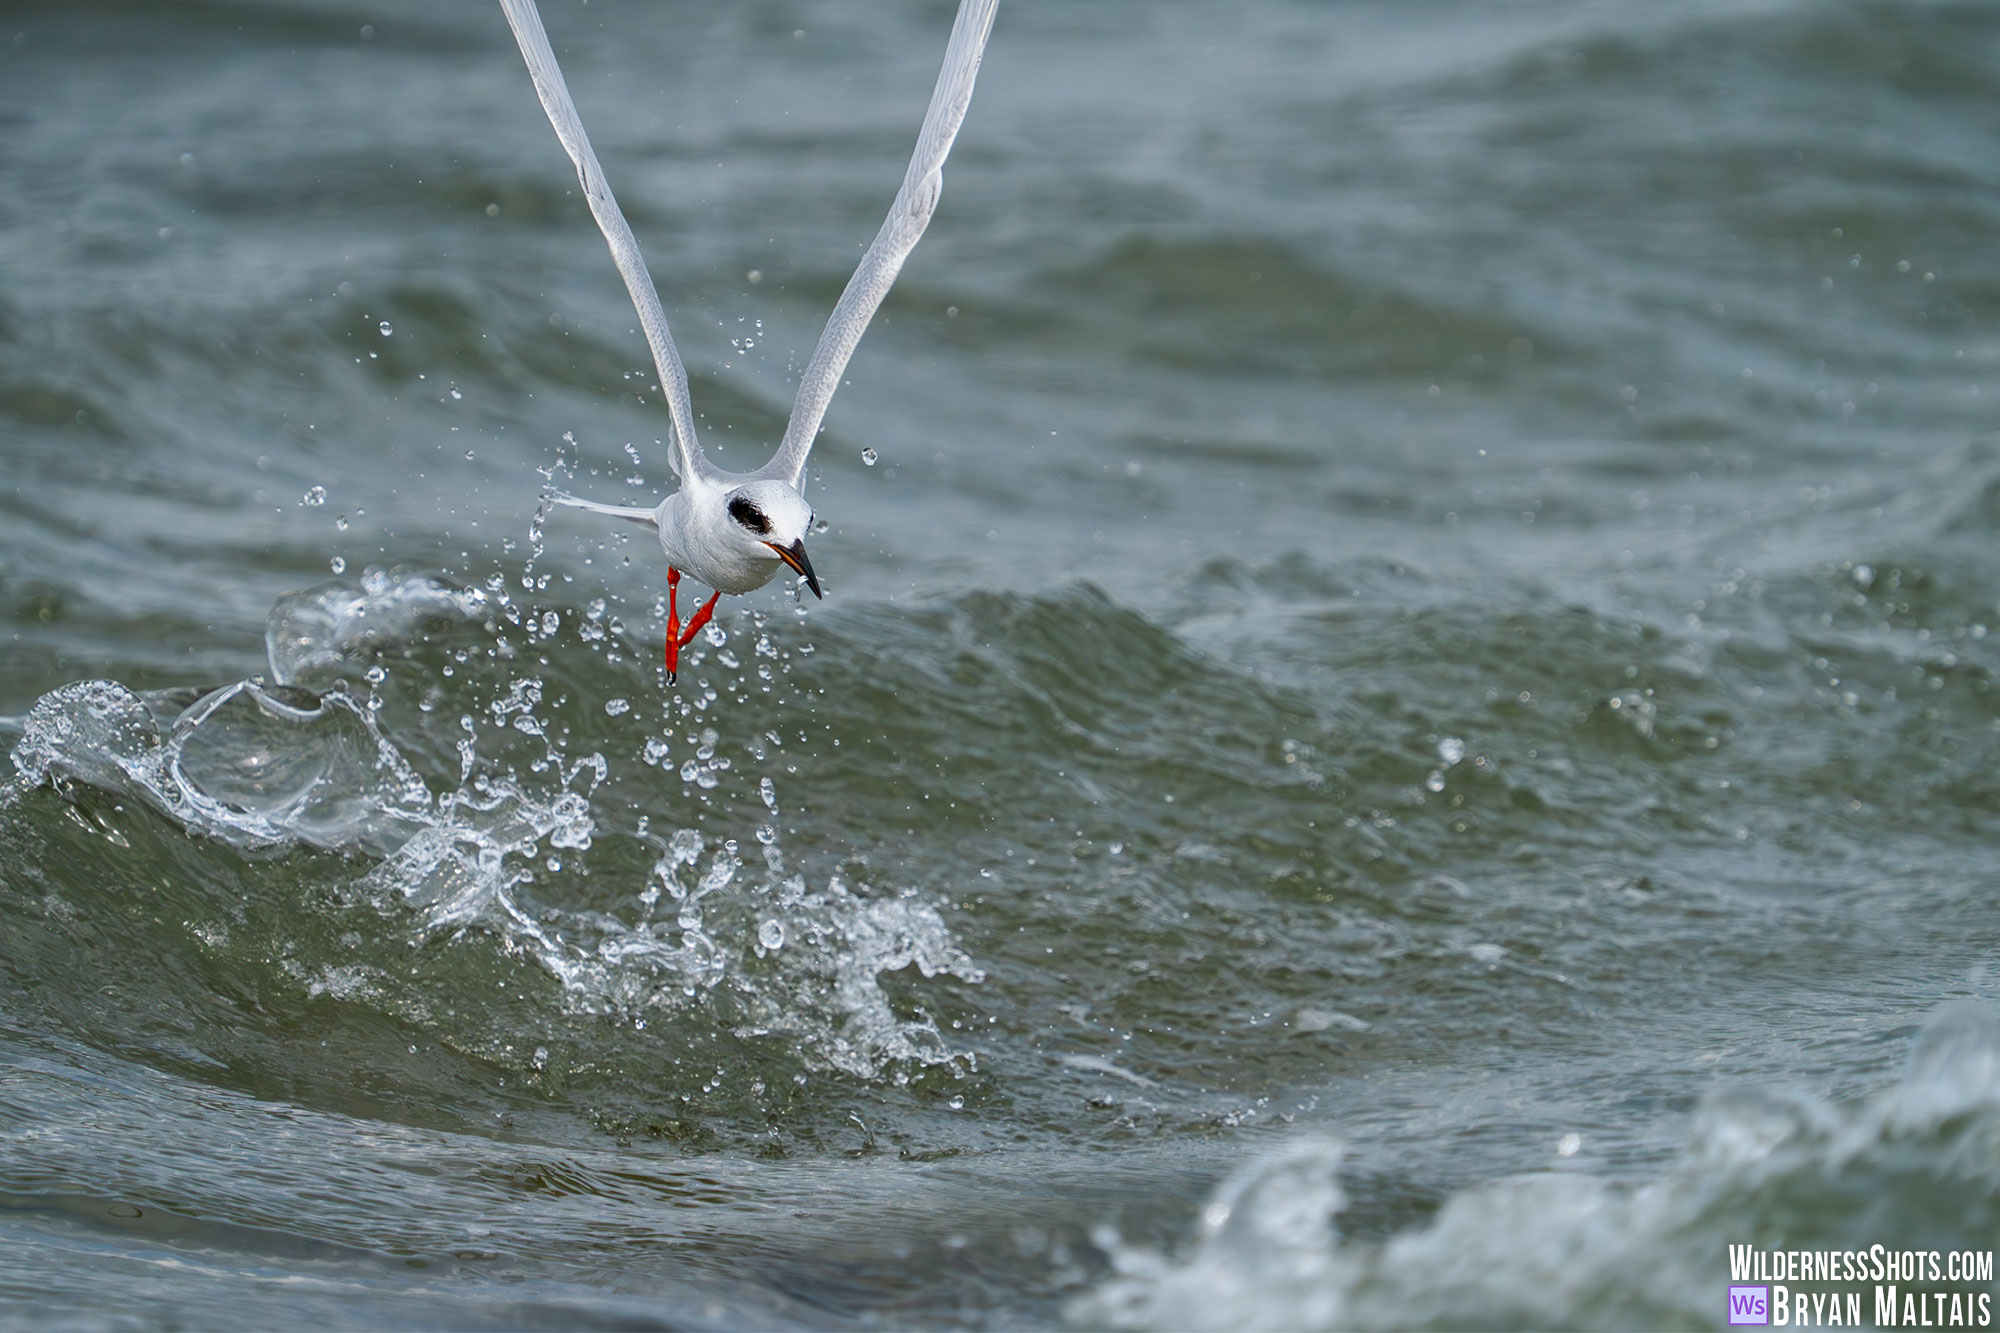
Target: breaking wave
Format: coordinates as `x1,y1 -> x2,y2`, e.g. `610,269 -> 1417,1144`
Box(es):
1078,1003 -> 2000,1330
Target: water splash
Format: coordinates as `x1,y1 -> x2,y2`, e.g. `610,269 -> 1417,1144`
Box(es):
10,677 -> 431,854
7,567 -> 984,1086
267,569 -> 486,688
534,857 -> 984,1079
359,774 -> 593,936
527,486 -> 556,566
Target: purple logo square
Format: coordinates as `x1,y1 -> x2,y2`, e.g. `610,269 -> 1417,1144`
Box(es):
1728,1285 -> 1769,1326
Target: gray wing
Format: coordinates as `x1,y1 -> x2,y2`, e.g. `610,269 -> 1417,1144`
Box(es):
499,0 -> 709,483
755,0 -> 999,489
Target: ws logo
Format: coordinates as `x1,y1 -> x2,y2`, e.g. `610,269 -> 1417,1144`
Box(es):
1729,1284 -> 1770,1326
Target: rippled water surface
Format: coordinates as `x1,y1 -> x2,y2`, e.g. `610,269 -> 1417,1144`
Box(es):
5,0 -> 2000,1327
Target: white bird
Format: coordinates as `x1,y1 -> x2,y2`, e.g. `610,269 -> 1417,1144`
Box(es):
498,0 -> 1000,680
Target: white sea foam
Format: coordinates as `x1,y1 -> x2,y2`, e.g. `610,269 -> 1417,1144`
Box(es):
1077,1003 -> 2000,1330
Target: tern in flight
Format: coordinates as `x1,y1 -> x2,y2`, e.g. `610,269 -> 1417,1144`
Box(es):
498,0 -> 999,680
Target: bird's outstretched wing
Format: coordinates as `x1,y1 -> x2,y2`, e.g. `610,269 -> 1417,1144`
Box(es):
754,0 -> 999,489
499,0 -> 710,483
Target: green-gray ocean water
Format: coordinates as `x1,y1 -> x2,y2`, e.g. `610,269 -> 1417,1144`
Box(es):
4,0 -> 2000,1327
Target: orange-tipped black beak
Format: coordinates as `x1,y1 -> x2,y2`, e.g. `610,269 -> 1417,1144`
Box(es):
767,539 -> 822,599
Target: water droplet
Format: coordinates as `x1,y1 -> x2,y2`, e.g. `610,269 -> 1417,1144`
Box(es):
334,514 -> 349,531
586,598 -> 607,620
531,1046 -> 549,1069
1437,736 -> 1466,766
759,776 -> 778,811
605,697 -> 630,717
378,320 -> 393,336
450,388 -> 463,400
301,485 -> 327,506
758,920 -> 785,950
1425,770 -> 1446,793
861,447 -> 878,466
329,556 -> 347,574
540,611 -> 559,636
668,828 -> 703,864
364,664 -> 387,685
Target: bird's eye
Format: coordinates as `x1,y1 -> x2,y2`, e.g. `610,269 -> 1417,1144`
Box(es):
728,495 -> 770,534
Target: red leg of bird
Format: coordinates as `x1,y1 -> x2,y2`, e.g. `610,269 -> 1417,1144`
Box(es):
661,569 -> 721,685
679,591 -> 721,650
664,567 -> 684,680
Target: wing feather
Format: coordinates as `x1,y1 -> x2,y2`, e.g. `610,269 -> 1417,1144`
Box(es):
756,0 -> 999,488
498,0 -> 709,482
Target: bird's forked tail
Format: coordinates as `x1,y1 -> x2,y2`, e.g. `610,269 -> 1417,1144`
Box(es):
538,487 -> 660,528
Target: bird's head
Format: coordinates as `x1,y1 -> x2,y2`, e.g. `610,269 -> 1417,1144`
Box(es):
723,479 -> 821,598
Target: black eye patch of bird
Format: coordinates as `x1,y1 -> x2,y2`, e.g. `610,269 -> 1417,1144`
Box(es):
729,494 -> 771,534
